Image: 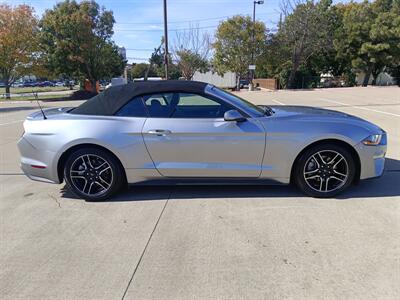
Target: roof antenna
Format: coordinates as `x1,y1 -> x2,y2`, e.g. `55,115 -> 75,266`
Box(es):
33,90 -> 47,119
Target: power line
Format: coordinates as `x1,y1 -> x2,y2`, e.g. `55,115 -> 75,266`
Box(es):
115,17 -> 277,33
114,25 -> 217,32
115,12 -> 277,25
125,48 -> 156,51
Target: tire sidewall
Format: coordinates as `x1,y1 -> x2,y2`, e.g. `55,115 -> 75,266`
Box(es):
294,143 -> 356,198
64,147 -> 123,201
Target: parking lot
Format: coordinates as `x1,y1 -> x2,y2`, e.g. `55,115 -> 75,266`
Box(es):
0,86 -> 399,299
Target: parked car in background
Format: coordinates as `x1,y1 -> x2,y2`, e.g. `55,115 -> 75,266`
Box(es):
38,81 -> 55,87
23,82 -> 37,87
55,82 -> 65,87
239,79 -> 250,89
12,82 -> 24,87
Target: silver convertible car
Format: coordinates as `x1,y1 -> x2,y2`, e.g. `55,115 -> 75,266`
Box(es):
18,81 -> 387,201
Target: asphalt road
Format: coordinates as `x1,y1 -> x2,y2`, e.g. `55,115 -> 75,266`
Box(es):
0,87 -> 399,299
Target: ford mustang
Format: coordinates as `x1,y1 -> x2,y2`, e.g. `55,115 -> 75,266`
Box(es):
17,81 -> 387,201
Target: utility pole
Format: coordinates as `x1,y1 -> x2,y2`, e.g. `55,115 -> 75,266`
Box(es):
251,1 -> 264,89
163,0 -> 169,80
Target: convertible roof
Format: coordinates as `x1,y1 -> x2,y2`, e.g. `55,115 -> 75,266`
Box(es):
71,80 -> 208,115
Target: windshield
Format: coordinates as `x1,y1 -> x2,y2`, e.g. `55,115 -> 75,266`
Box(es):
210,86 -> 266,117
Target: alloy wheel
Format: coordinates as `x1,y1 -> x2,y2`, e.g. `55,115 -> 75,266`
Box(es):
69,154 -> 113,196
303,150 -> 349,193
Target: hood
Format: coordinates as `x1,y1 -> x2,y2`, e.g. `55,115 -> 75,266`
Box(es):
268,105 -> 383,134
270,105 -> 351,118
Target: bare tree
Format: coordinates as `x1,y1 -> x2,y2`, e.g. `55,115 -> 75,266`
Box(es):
172,25 -> 211,80
277,0 -> 335,88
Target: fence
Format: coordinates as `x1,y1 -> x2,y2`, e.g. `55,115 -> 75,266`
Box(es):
253,78 -> 279,90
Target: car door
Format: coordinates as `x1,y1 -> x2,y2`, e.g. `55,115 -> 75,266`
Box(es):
141,92 -> 266,178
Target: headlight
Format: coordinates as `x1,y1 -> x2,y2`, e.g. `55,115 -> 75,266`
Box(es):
362,134 -> 383,146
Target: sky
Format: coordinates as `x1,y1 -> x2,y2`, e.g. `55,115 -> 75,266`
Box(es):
7,0 -> 350,63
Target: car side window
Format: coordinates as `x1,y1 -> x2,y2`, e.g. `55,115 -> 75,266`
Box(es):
143,92 -> 233,118
115,96 -> 147,117
142,93 -> 174,117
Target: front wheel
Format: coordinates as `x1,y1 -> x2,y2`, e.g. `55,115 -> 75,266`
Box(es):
64,147 -> 124,201
293,144 -> 356,198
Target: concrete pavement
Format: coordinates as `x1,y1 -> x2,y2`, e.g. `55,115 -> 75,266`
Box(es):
0,87 -> 399,299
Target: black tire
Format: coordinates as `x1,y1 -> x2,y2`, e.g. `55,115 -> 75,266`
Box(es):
293,143 -> 356,198
64,147 -> 124,201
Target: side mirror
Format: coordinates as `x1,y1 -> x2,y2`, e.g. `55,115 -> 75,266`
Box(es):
224,109 -> 246,122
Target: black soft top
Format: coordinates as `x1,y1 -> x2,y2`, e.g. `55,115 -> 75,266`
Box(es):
71,80 -> 208,115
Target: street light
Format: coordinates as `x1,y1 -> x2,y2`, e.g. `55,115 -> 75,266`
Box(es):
251,0 -> 264,89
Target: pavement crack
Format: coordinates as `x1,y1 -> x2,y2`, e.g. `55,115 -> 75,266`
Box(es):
49,194 -> 61,208
121,189 -> 172,300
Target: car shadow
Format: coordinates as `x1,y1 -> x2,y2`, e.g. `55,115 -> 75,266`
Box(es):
60,158 -> 400,202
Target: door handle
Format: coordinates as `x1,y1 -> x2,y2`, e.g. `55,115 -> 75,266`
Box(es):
147,129 -> 172,136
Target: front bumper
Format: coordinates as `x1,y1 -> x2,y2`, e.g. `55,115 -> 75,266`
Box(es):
17,137 -> 60,184
355,142 -> 387,180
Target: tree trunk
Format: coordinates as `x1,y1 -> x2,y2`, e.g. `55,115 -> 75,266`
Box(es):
362,72 -> 371,87
91,79 -> 97,94
287,66 -> 298,89
236,75 -> 241,91
371,70 -> 380,86
5,85 -> 10,100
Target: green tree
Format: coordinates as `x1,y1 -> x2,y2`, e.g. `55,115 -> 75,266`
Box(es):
334,0 -> 400,86
147,40 -> 181,80
131,63 -> 157,79
174,50 -> 208,80
213,15 -> 267,89
0,4 -> 38,99
272,0 -> 337,88
40,0 -> 125,93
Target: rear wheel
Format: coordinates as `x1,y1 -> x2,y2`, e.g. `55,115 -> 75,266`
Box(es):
64,147 -> 124,201
293,144 -> 356,198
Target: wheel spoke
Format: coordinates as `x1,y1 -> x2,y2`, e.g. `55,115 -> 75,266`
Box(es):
333,157 -> 344,168
324,178 -> 330,192
333,170 -> 347,179
99,166 -> 111,175
304,169 -> 319,179
95,162 -> 107,170
94,181 -> 107,191
86,155 -> 94,169
317,152 -> 327,164
71,175 -> 86,180
311,155 -> 321,168
87,182 -> 94,194
81,179 -> 88,193
80,156 -> 88,170
328,153 -> 340,165
305,174 -> 320,180
319,178 -> 324,191
71,170 -> 84,175
98,176 -> 111,188
330,176 -> 345,183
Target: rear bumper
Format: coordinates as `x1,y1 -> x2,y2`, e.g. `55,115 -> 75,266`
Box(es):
17,137 -> 60,184
355,142 -> 387,180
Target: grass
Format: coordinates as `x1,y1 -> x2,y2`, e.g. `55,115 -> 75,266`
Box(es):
0,94 -> 69,101
9,86 -> 75,94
